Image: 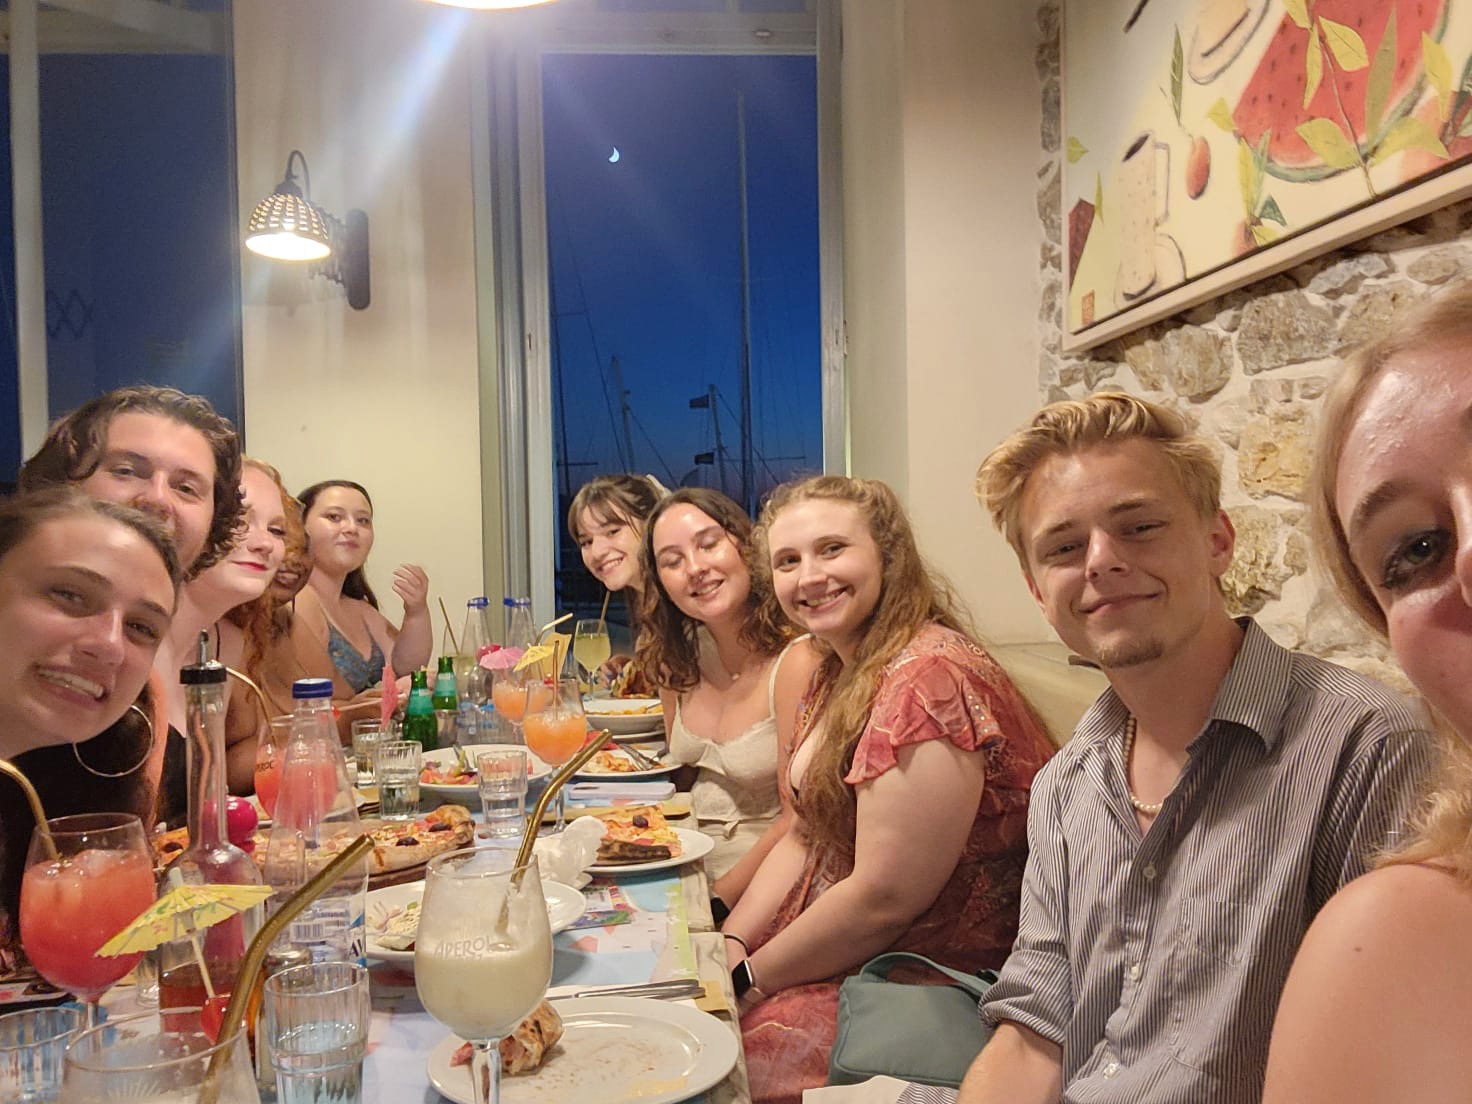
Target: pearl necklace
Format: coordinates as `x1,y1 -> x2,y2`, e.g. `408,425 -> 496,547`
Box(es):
1122,716 -> 1164,816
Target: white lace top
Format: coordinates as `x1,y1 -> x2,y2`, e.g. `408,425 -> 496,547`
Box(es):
667,635 -> 809,826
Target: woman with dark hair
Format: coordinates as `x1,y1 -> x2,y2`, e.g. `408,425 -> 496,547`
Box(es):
0,487 -> 180,970
568,474 -> 665,686
288,481 -> 430,720
724,476 -> 1053,1104
637,488 -> 819,903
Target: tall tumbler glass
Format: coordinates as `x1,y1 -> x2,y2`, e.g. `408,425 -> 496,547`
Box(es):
263,961 -> 371,1104
0,1006 -> 80,1103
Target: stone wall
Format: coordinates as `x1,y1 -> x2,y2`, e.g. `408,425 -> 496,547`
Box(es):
1033,0 -> 1472,685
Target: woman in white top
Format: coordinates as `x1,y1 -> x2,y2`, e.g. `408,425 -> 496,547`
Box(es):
637,488 -> 820,904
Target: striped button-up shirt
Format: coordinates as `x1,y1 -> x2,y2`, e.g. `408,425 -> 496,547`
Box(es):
966,620 -> 1433,1104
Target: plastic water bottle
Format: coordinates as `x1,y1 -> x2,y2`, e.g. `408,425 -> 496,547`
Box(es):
262,678 -> 368,967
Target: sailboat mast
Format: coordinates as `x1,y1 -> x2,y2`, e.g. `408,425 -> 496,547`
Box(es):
736,90 -> 755,515
609,354 -> 636,471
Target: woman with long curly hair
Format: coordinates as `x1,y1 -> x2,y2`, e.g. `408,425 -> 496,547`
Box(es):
636,487 -> 820,904
1263,280 -> 1472,1104
722,476 -> 1053,1104
159,459 -> 293,806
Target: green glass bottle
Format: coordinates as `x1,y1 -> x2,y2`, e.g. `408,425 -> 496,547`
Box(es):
402,669 -> 437,751
432,655 -> 459,748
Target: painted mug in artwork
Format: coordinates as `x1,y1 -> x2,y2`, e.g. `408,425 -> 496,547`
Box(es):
1117,130 -> 1172,299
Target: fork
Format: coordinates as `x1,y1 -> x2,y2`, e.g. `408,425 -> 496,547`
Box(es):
620,743 -> 662,771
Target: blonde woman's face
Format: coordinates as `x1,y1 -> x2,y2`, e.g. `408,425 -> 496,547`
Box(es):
193,466 -> 286,607
766,498 -> 881,664
1335,341 -> 1472,736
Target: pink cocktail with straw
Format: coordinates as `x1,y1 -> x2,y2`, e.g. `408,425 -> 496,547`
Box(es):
20,812 -> 155,1027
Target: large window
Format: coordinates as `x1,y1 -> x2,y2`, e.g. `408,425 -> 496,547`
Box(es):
485,1 -> 841,623
542,52 -> 821,621
1,2 -> 239,484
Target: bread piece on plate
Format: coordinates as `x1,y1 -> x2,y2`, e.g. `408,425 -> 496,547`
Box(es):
450,1000 -> 565,1077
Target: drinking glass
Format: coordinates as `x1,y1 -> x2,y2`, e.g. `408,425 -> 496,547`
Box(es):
415,850 -> 551,1104
572,619 -> 611,690
521,679 -> 590,832
263,962 -> 370,1104
253,714 -> 294,819
0,1006 -> 80,1103
60,1006 -> 259,1102
349,720 -> 385,783
374,740 -> 423,820
476,750 -> 529,839
489,668 -> 536,744
20,813 -> 155,1029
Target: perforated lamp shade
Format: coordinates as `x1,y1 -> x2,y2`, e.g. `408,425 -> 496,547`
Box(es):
245,190 -> 332,262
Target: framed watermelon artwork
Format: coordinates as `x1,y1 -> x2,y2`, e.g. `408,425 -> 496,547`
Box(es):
1062,0 -> 1472,352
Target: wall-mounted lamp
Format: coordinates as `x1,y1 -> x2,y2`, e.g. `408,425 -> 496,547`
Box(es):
245,150 -> 370,310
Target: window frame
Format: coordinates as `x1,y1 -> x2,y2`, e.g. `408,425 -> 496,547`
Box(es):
480,1 -> 844,620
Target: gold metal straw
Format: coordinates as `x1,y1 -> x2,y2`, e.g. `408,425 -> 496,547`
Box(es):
226,667 -> 271,724
438,597 -> 459,655
598,589 -> 611,626
536,612 -> 572,642
0,760 -> 54,860
201,835 -> 373,1104
514,732 -> 609,871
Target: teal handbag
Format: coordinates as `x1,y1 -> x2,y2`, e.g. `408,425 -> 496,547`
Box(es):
827,951 -> 997,1089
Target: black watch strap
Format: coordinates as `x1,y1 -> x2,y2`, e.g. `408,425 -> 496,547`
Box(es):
710,894 -> 731,924
731,959 -> 756,999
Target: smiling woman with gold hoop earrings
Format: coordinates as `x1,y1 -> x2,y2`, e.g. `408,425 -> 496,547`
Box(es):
0,487 -> 182,971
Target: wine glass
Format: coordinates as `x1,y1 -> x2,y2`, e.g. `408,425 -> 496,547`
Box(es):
572,618 -> 611,691
20,813 -> 155,1029
415,849 -> 551,1104
521,679 -> 591,831
489,668 -> 535,744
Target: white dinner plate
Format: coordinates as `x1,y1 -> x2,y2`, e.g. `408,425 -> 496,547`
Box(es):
587,827 -> 713,876
426,996 -> 739,1104
575,749 -> 676,780
583,697 -> 665,736
420,744 -> 553,803
365,878 -> 585,966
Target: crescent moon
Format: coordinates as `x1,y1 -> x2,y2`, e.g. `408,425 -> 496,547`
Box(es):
609,147 -> 621,163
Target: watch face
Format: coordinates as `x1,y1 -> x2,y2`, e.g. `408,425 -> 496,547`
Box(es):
732,960 -> 754,998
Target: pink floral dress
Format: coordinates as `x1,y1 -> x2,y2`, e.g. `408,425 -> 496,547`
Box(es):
740,624 -> 1054,1104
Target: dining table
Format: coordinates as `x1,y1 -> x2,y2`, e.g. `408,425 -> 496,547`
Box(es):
362,831 -> 752,1103
100,762 -> 750,1104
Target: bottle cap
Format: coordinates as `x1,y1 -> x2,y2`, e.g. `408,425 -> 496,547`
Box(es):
504,597 -> 531,608
437,656 -> 454,671
291,677 -> 335,700
468,596 -> 489,609
180,630 -> 227,685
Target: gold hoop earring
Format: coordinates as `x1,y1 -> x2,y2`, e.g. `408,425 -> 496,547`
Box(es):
71,704 -> 155,779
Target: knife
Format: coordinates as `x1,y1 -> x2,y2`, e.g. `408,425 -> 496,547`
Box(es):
552,979 -> 704,1001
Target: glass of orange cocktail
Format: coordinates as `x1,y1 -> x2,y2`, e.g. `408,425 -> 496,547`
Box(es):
20,813 -> 155,1029
521,679 -> 591,831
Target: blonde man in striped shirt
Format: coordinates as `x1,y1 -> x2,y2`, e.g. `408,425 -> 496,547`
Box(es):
942,394 -> 1433,1104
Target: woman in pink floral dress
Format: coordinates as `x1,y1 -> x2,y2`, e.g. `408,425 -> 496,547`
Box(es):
722,476 -> 1055,1104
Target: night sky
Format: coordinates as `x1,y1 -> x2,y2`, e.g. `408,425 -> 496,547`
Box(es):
541,52 -> 822,505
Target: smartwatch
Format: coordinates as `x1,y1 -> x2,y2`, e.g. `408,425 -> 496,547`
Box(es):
731,959 -> 757,1000
710,895 -> 731,924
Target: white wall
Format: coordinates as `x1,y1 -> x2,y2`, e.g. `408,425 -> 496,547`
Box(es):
233,0 -> 492,631
842,0 -> 1052,643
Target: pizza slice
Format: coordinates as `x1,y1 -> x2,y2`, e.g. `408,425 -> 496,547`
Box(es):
595,805 -> 682,865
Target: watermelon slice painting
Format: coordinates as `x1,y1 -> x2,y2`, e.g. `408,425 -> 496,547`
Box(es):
1060,0 -> 1472,349
1232,0 -> 1450,181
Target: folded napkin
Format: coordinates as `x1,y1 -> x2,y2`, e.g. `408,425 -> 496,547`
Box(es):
568,781 -> 676,803
532,816 -> 604,885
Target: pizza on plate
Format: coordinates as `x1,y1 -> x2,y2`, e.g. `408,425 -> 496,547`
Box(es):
155,804 -> 475,878
595,805 -> 682,865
